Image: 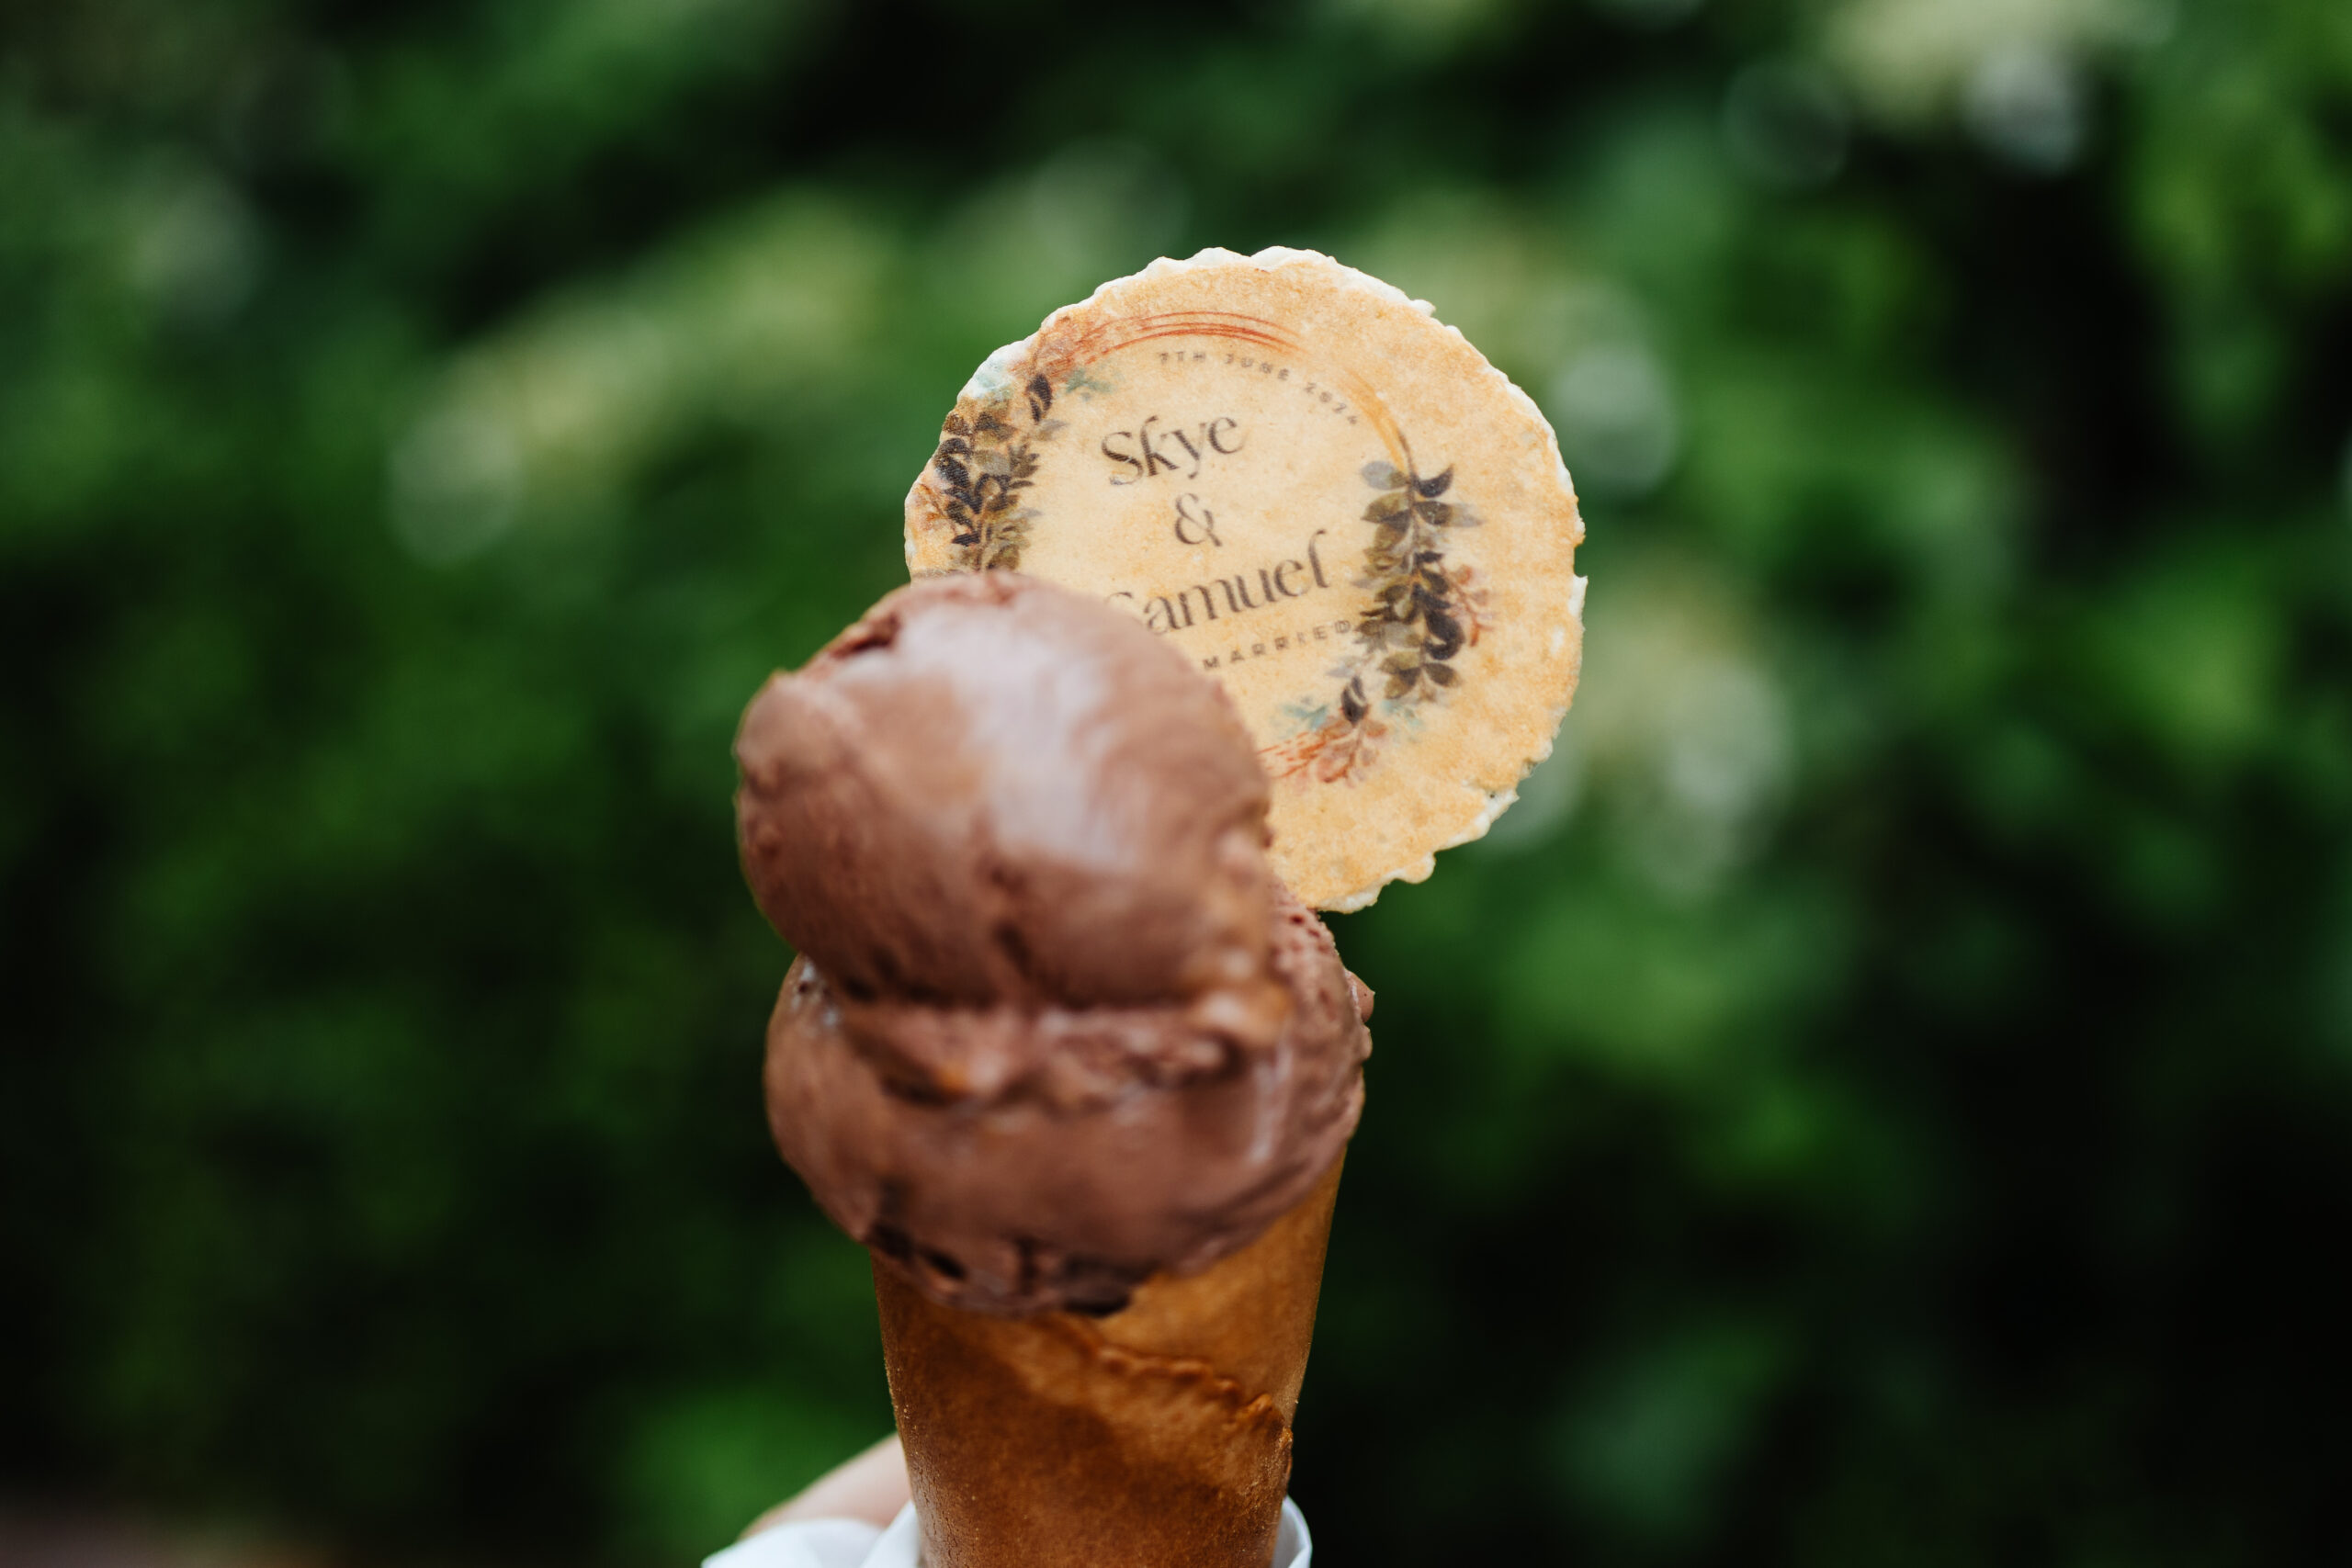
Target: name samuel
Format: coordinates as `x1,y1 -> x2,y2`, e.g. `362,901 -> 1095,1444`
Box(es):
1108,529 -> 1336,637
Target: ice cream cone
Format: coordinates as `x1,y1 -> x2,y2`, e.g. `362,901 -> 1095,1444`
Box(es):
874,1156 -> 1344,1568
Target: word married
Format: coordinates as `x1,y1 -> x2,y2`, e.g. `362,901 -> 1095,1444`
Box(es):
1201,621 -> 1354,671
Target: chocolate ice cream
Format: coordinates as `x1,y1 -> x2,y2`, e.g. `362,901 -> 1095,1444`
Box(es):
737,573 -> 1370,1315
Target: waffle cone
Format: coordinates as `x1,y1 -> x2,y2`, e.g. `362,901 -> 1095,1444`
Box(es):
873,1156 -> 1343,1568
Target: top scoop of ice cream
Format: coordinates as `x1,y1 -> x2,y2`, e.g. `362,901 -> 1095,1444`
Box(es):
737,574 -> 1370,1314
737,572 -> 1280,1023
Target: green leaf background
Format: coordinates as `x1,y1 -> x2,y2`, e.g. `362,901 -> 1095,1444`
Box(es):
6,0 -> 2351,1563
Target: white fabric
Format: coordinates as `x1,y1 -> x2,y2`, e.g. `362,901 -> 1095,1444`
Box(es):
704,1496 -> 1311,1568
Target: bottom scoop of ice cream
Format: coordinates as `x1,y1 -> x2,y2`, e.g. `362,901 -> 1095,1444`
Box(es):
736,574 -> 1372,1314
766,880 -> 1367,1314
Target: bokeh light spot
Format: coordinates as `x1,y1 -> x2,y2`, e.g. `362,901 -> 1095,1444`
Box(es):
1722,59 -> 1851,189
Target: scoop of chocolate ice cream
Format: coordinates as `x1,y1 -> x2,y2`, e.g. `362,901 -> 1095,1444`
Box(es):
736,574 -> 1370,1314
737,572 -> 1280,1024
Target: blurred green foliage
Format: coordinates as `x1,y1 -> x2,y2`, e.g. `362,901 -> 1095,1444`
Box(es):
6,0 -> 2352,1563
